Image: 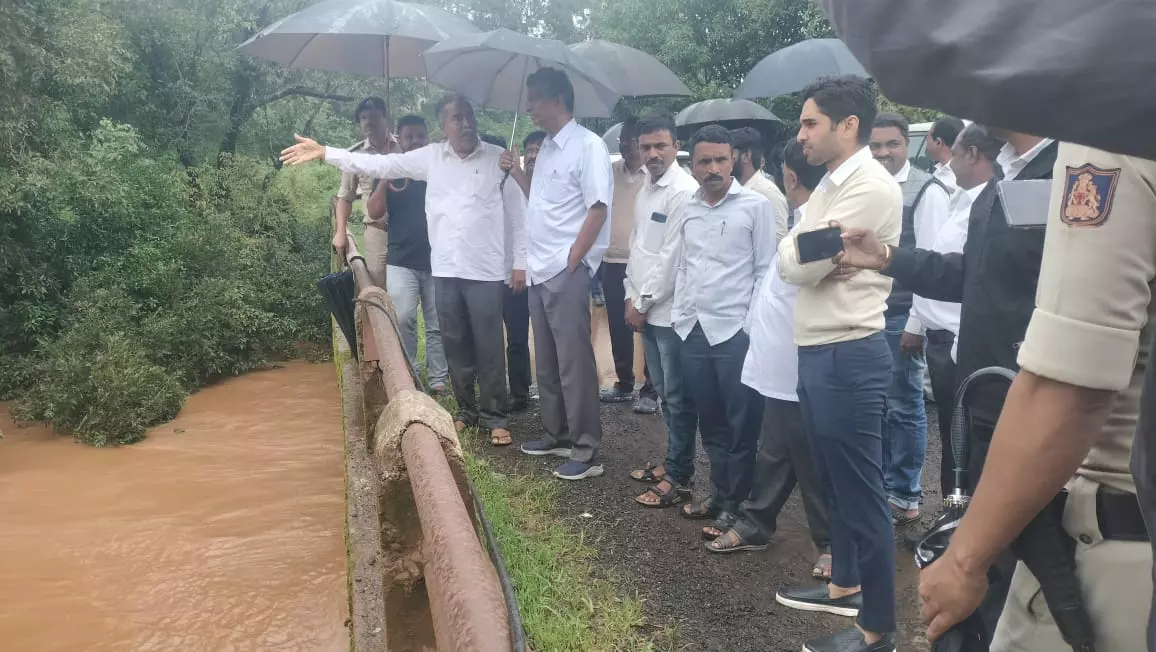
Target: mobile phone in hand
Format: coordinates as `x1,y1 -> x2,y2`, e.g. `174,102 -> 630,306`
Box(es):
796,226 -> 844,264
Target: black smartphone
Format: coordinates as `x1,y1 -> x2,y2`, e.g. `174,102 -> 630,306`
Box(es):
796,226 -> 844,264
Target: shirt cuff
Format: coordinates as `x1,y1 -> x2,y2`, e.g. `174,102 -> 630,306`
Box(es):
636,295 -> 652,314
904,315 -> 925,336
882,245 -> 917,284
1017,308 -> 1141,391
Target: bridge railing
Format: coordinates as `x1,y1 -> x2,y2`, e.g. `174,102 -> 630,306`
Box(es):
340,227 -> 515,652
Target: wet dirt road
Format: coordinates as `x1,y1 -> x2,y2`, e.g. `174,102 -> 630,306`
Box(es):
496,306 -> 934,651
0,361 -> 349,652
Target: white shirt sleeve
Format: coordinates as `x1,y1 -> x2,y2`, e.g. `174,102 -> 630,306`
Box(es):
503,173 -> 528,272
579,139 -> 614,209
324,145 -> 432,181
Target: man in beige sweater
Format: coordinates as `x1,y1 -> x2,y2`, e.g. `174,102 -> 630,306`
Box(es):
773,76 -> 902,652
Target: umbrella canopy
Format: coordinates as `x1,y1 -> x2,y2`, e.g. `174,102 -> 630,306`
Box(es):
422,28 -> 622,118
734,38 -> 869,100
675,98 -> 779,127
238,0 -> 478,78
568,40 -> 691,97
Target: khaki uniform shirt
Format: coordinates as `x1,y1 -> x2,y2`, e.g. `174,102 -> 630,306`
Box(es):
336,139 -> 388,227
605,159 -> 645,264
744,170 -> 791,243
1017,143 -> 1156,493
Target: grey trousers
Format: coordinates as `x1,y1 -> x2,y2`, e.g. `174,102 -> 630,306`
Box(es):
529,266 -> 603,464
433,277 -> 508,430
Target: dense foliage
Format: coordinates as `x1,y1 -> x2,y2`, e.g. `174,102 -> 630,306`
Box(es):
1,0 -> 932,445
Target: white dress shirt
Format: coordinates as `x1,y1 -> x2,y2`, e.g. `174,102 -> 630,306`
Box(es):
623,162 -> 699,327
997,138 -> 1056,180
908,183 -> 986,361
895,160 -> 952,249
741,207 -> 805,401
933,161 -> 958,192
895,160 -> 952,335
325,142 -> 526,282
525,119 -> 614,285
672,179 -> 775,345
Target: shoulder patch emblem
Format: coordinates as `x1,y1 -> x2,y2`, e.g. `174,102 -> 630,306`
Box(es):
1061,164 -> 1120,227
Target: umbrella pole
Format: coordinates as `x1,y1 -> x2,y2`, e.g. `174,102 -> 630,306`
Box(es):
383,35 -> 391,119
509,113 -> 519,149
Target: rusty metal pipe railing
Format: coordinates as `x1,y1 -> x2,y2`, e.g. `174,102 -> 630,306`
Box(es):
343,232 -> 513,651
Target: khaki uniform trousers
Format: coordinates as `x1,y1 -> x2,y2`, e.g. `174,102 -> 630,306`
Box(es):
992,476 -> 1152,652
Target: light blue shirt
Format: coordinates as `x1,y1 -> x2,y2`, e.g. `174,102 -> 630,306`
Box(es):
672,179 -> 776,345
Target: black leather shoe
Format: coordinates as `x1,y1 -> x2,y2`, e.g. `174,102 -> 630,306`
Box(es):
803,627 -> 895,652
775,584 -> 861,617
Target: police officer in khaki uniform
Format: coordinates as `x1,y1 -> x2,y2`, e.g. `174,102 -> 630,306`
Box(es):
334,96 -> 393,288
915,143 -> 1155,650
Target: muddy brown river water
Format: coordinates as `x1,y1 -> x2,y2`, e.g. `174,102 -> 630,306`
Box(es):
0,360 -> 349,652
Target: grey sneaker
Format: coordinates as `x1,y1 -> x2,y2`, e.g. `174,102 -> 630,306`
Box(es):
775,584 -> 862,617
633,396 -> 659,414
520,440 -> 572,458
553,460 -> 605,480
599,386 -> 634,403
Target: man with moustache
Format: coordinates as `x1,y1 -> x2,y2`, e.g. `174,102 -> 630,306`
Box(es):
333,96 -> 393,288
669,125 -> 774,538
279,94 -> 527,449
623,115 -> 701,507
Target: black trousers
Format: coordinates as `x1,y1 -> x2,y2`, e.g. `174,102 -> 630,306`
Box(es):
502,285 -> 532,402
732,396 -> 830,551
601,262 -> 655,398
925,329 -> 957,499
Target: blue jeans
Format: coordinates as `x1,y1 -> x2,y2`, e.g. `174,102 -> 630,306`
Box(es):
386,265 -> 448,386
798,332 -> 895,634
642,324 -> 698,487
680,324 -> 762,510
881,313 -> 928,511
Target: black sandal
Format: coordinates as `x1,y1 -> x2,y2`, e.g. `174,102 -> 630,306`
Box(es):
681,495 -> 721,521
704,529 -> 769,554
629,463 -> 665,484
634,480 -> 688,508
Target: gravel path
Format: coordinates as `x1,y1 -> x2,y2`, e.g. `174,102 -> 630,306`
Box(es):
478,397 -> 943,651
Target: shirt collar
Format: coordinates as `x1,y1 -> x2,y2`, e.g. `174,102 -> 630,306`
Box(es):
826,146 -> 873,187
651,162 -> 681,187
548,119 -> 581,149
693,178 -> 743,206
997,138 -> 1055,178
950,182 -> 986,211
893,160 -> 912,182
439,139 -> 485,160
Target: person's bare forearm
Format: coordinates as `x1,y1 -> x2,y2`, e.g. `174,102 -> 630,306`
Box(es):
947,371 -> 1115,574
568,204 -> 608,269
335,199 -> 352,236
366,182 -> 387,221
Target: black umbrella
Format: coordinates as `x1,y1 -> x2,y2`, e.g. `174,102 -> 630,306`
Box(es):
674,98 -> 782,149
814,0 -> 1156,159
734,38 -> 868,100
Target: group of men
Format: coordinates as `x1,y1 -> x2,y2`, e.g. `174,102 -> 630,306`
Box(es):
283,59 -> 1153,650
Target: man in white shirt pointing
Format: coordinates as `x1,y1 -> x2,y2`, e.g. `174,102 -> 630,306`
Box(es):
279,94 -> 527,449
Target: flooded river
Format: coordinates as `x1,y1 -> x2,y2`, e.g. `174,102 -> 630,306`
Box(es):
0,361 -> 349,652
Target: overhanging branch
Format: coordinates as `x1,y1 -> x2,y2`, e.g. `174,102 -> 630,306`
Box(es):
255,86 -> 356,108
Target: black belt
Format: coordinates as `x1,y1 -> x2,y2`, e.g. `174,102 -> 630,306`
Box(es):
1095,487 -> 1149,542
926,329 -> 955,345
